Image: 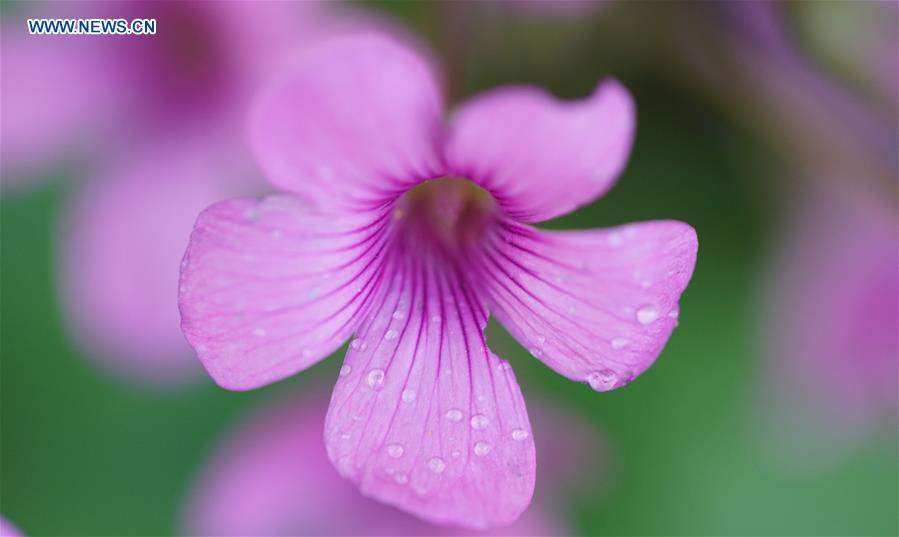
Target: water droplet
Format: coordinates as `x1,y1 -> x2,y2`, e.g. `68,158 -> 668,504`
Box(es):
470,414 -> 489,430
431,314 -> 442,323
366,369 -> 385,389
428,457 -> 446,474
301,348 -> 314,358
387,444 -> 404,458
668,308 -> 679,319
451,450 -> 461,458
384,329 -> 398,341
636,306 -> 659,325
350,338 -> 366,350
252,327 -> 266,337
340,433 -> 351,440
473,442 -> 492,456
307,286 -> 320,300
339,365 -> 352,377
567,305 -> 577,315
586,369 -> 619,392
640,280 -> 652,289
392,310 -> 406,320
607,232 -> 623,246
445,409 -> 463,422
394,472 -> 408,485
529,347 -> 543,357
401,389 -> 416,403
511,429 -> 529,441
536,334 -> 546,345
611,337 -> 628,349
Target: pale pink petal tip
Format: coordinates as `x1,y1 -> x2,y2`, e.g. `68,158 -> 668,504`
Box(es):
487,220 -> 698,392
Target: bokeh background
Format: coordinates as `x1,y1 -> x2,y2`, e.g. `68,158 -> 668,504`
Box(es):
1,1 -> 896,536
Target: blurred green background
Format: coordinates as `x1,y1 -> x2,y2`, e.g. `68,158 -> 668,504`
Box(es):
1,1 -> 896,536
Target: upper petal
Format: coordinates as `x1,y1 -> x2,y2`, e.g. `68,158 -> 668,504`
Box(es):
178,195 -> 391,390
480,220 -> 697,390
324,258 -> 535,529
249,34 -> 446,213
444,79 -> 635,223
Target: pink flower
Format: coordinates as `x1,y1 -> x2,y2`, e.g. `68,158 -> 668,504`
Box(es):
58,133 -> 264,384
760,182 -> 897,463
183,391 -> 605,536
47,2 -> 397,385
1,1 -> 347,185
178,34 -> 697,528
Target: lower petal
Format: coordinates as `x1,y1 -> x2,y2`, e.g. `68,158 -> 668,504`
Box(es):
184,391 -> 565,536
324,256 -> 535,529
179,195 -> 390,390
481,220 -> 698,391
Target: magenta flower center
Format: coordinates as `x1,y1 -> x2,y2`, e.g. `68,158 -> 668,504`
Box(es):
392,177 -> 499,259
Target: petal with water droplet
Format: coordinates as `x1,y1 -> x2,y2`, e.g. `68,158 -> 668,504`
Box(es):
324,261 -> 535,529
481,220 -> 697,391
178,195 -> 387,390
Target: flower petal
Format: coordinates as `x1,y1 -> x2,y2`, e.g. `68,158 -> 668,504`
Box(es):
178,196 -> 391,390
444,79 -> 634,223
480,220 -> 697,390
324,261 -> 535,529
249,34 -> 446,213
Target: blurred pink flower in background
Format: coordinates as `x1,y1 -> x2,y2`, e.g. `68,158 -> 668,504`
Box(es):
178,34 -> 696,527
692,1 -> 899,460
0,3 -> 115,185
1,1 -> 345,185
58,133 -> 264,383
759,182 -> 897,463
47,0 -> 314,386
1,1 -> 397,385
183,392 -> 605,536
